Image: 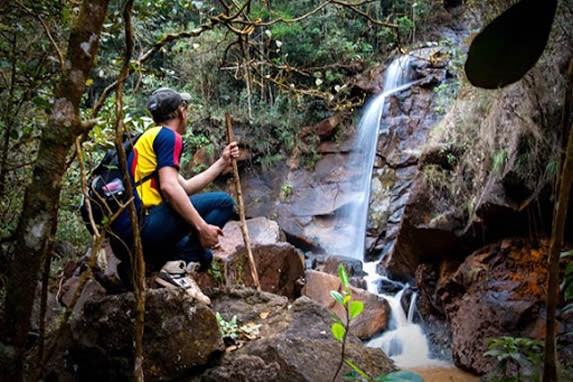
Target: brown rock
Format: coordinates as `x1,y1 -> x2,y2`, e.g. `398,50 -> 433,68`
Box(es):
225,243 -> 305,300
302,270 -> 390,339
204,292 -> 396,381
47,289 -> 224,381
437,238 -> 558,374
213,217 -> 284,259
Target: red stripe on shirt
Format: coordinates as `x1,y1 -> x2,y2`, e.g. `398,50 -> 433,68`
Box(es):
131,148 -> 138,178
173,133 -> 182,166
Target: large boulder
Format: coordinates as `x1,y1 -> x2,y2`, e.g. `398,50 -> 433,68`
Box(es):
201,289 -> 397,381
196,242 -> 305,300
302,270 -> 390,340
224,243 -> 305,300
46,289 -> 224,381
435,238 -> 570,374
213,217 -> 285,259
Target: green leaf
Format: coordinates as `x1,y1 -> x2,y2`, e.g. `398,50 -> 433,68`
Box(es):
343,294 -> 351,305
343,359 -> 371,379
349,300 -> 364,320
338,264 -> 350,289
465,0 -> 557,89
375,370 -> 424,382
331,322 -> 346,342
330,290 -> 344,304
561,250 -> 573,259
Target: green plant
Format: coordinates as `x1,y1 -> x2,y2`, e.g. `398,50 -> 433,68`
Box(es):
492,149 -> 508,175
280,183 -> 293,201
208,258 -> 225,288
330,264 -> 422,382
483,336 -> 544,382
215,312 -> 261,341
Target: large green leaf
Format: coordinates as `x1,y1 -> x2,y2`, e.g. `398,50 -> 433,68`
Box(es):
465,0 -> 557,89
331,322 -> 346,342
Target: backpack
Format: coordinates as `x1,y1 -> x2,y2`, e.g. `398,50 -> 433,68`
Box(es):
80,133 -> 153,232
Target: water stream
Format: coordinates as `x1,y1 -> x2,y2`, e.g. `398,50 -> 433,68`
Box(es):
339,55 -> 448,368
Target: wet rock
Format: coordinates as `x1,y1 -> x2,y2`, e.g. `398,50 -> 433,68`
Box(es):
203,292 -> 396,381
321,255 -> 365,277
302,270 -> 390,339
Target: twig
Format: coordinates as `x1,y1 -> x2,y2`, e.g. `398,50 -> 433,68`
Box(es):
225,112 -> 260,290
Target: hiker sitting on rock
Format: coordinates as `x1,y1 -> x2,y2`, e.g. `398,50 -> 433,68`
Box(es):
109,87 -> 239,302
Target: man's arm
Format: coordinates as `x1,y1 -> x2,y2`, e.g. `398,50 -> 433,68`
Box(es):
159,166 -> 222,248
179,141 -> 239,195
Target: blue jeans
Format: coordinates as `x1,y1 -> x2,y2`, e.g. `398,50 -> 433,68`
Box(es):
110,192 -> 235,281
141,192 -> 235,271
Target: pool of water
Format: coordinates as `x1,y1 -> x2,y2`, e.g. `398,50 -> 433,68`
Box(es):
407,365 -> 480,382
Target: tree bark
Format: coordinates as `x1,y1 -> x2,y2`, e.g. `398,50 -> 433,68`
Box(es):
542,58 -> 573,382
0,1 -> 110,379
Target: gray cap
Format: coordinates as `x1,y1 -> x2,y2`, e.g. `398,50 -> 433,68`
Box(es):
147,87 -> 191,122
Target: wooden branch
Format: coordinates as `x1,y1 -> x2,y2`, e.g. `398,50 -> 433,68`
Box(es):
91,23 -> 215,117
117,2 -> 146,381
225,112 -> 260,290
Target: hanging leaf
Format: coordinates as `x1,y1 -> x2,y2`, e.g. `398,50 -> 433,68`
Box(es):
338,264 -> 350,289
330,290 -> 344,305
349,300 -> 364,319
465,0 -> 557,89
331,322 -> 346,342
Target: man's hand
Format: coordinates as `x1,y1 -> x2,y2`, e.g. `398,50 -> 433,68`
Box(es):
221,141 -> 240,171
197,223 -> 224,249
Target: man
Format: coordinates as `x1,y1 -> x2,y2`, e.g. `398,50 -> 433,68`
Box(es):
110,87 -> 239,302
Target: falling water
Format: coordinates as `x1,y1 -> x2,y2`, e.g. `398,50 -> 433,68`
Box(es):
363,262 -> 446,368
342,56 -> 447,368
339,55 -> 415,260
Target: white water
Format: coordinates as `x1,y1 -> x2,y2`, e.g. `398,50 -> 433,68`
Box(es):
342,56 -> 447,368
340,55 -> 415,261
363,262 -> 447,368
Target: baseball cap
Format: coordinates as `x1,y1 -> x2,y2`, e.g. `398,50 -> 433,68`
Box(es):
147,87 -> 191,122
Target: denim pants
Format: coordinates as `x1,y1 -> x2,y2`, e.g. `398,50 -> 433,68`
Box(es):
110,192 -> 235,281
141,191 -> 235,271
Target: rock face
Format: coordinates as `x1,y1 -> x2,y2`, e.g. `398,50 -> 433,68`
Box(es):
434,239 -> 558,374
47,289 -> 224,381
238,48 -> 447,260
202,289 -> 397,381
302,270 -> 390,340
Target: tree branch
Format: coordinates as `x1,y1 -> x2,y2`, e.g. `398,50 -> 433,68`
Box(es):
14,0 -> 66,74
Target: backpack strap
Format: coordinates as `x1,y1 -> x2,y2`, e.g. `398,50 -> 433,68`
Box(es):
134,171 -> 156,187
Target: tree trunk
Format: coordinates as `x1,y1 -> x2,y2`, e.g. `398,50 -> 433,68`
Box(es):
542,58 -> 573,382
0,1 -> 110,380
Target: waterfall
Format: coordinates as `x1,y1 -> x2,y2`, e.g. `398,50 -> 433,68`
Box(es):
344,56 -> 447,368
363,262 -> 445,368
339,55 -> 415,261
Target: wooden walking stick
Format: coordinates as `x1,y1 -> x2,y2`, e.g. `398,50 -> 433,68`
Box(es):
225,112 -> 261,290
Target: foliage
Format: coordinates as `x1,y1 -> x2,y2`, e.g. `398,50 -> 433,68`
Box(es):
483,336 -> 544,382
215,312 -> 261,341
330,264 -> 422,382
